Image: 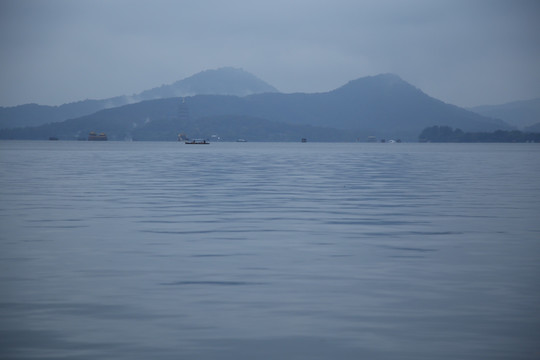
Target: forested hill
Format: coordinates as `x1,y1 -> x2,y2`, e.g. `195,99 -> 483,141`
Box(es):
230,74 -> 508,138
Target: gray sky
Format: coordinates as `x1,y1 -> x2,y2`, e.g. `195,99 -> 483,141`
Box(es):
1,0 -> 539,107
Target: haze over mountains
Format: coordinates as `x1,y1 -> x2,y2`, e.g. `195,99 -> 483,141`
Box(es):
0,67 -> 527,142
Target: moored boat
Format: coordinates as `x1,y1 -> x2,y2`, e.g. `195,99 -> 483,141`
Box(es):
88,132 -> 108,141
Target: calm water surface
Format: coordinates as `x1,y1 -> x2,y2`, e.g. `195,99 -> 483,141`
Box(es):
1,141 -> 539,359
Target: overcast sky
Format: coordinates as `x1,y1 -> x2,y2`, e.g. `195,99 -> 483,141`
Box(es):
1,0 -> 539,107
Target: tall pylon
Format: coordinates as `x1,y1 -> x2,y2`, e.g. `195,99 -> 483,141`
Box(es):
177,97 -> 189,122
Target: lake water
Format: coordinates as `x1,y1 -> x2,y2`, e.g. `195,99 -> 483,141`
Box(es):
1,141 -> 539,359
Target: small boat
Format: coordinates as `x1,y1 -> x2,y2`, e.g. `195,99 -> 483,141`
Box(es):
185,139 -> 209,144
88,132 -> 108,141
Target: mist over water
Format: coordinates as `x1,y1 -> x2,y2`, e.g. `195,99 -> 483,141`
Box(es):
1,141 -> 539,359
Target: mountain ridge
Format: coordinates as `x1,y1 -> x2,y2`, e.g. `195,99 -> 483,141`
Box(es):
0,67 -> 278,129
469,98 -> 540,129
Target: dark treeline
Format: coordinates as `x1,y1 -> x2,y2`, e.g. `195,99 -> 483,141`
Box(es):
419,126 -> 540,143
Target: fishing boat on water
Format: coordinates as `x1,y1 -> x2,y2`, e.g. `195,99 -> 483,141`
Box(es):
185,139 -> 209,145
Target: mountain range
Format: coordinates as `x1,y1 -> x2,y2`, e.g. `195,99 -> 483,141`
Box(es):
469,98 -> 540,131
0,68 -> 521,142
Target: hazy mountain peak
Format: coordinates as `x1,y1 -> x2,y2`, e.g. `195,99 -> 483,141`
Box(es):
372,73 -> 404,82
331,73 -> 419,96
137,67 -> 279,100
